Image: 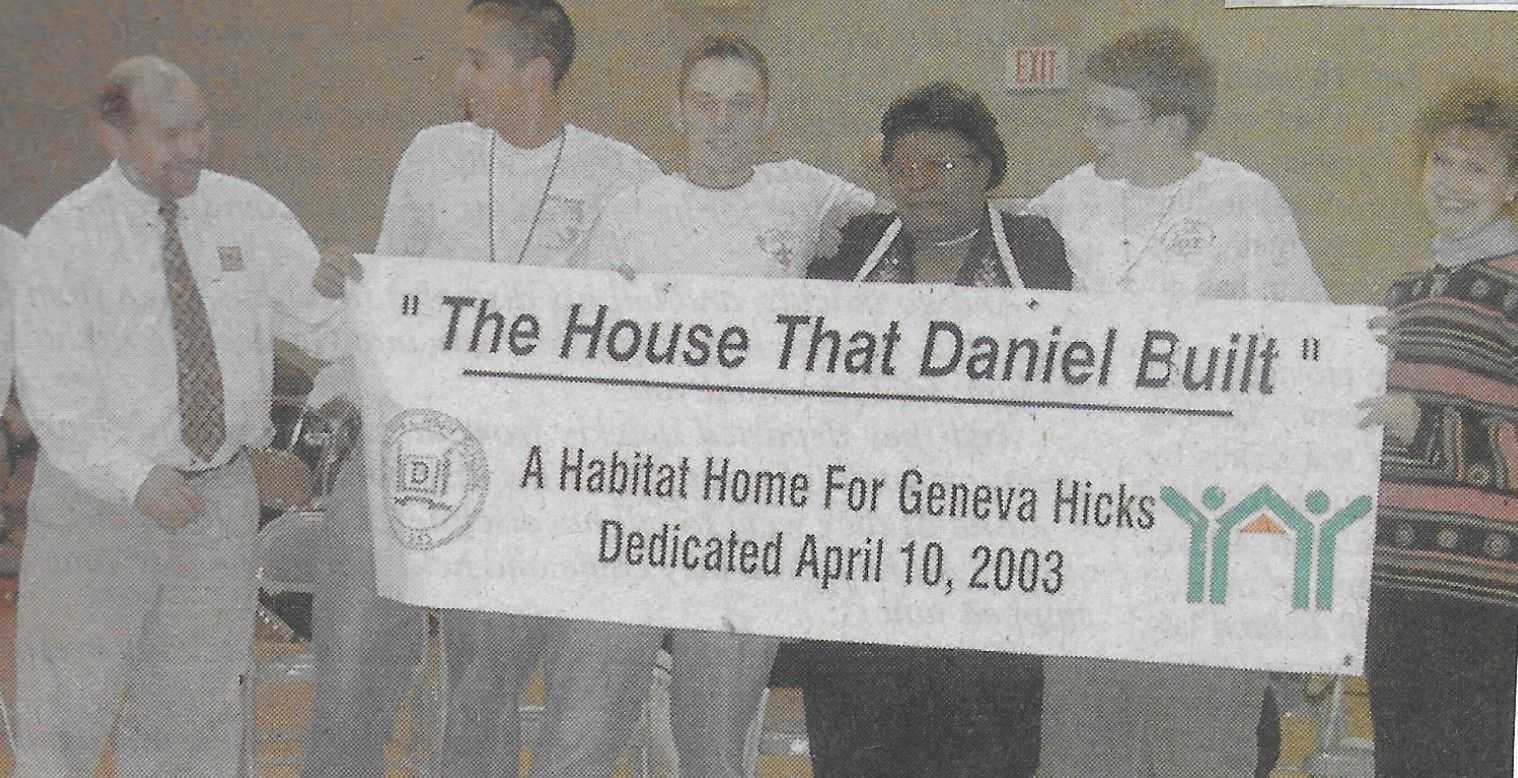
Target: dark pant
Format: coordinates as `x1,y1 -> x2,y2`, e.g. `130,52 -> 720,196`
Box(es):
1257,686 -> 1280,778
799,641 -> 1043,778
1365,587 -> 1518,778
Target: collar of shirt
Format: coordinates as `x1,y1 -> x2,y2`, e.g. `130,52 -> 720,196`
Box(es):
488,123 -> 573,164
107,160 -> 206,207
104,160 -> 211,234
1433,218 -> 1518,267
869,209 -> 1009,287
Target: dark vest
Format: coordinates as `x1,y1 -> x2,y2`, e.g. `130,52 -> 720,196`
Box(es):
806,210 -> 1073,291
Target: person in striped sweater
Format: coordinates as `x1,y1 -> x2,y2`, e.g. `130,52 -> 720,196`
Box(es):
1362,79 -> 1518,778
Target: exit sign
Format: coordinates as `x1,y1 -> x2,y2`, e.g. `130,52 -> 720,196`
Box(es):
1006,45 -> 1068,91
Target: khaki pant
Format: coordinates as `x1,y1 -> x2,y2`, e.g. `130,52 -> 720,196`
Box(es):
15,455 -> 258,777
306,450 -> 662,777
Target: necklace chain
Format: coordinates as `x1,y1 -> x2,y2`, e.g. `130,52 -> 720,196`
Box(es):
931,227 -> 981,248
1119,179 -> 1190,279
488,128 -> 567,264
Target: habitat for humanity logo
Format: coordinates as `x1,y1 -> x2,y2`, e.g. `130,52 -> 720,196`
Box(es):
1160,486 -> 1372,611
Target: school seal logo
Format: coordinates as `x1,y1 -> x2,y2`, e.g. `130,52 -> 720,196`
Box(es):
381,409 -> 491,550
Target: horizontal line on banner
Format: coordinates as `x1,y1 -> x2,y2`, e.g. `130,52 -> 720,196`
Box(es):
461,369 -> 1234,419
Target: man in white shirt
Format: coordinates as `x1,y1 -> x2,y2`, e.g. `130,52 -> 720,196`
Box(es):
1024,25 -> 1326,778
303,2 -> 663,775
575,35 -> 874,778
576,40 -> 873,281
0,224 -> 17,574
0,225 -> 16,393
12,56 -> 348,777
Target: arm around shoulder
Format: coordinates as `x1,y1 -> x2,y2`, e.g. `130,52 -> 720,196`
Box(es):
807,213 -> 895,281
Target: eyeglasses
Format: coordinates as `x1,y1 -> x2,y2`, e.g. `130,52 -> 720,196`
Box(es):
886,155 -> 978,179
1084,106 -> 1153,130
688,95 -> 766,121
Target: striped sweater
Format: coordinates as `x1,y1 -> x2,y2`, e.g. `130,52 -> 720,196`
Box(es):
1375,250 -> 1518,607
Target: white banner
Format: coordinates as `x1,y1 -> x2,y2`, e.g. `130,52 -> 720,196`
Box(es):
354,255 -> 1386,675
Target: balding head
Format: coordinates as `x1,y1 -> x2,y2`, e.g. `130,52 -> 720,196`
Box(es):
97,55 -> 196,131
96,56 -> 210,200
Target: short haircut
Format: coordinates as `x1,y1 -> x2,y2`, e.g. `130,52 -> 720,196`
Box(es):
467,0 -> 576,88
880,82 -> 1007,191
1417,79 -> 1518,176
1085,24 -> 1216,140
678,35 -> 770,99
96,55 -> 191,131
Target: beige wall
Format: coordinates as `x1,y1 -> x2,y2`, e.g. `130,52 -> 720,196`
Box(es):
1,1 -> 1514,302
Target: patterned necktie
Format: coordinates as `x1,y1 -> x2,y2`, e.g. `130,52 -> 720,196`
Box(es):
159,200 -> 226,460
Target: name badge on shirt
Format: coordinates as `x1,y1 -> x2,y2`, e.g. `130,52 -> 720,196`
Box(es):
218,246 -> 245,272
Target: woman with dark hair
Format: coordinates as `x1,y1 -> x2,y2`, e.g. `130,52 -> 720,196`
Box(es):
1362,79 -> 1518,778
798,81 -> 1070,778
809,81 -> 1068,287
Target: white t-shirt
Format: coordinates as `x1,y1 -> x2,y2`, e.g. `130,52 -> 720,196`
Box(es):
377,121 -> 662,266
572,160 -> 875,278
308,123 -> 660,410
1026,154 -> 1328,302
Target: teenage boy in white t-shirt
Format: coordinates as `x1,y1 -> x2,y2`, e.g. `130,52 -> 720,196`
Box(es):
574,35 -> 874,778
1027,27 -> 1325,304
303,3 -> 662,776
1024,24 -> 1327,778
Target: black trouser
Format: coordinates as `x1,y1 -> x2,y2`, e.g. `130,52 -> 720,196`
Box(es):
1257,686 -> 1281,778
798,641 -> 1043,778
1365,587 -> 1518,778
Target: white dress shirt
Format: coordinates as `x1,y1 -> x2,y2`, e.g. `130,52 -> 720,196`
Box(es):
1026,154 -> 1329,303
17,163 -> 349,506
573,160 -> 876,277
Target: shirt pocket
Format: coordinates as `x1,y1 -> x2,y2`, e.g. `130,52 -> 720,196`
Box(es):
98,268 -> 170,350
202,270 -> 266,388
204,268 -> 259,317
92,270 -> 174,407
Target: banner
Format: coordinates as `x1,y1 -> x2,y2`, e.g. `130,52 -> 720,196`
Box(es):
354,255 -> 1386,675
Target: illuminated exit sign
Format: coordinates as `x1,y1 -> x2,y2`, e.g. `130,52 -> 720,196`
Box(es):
1006,45 -> 1069,91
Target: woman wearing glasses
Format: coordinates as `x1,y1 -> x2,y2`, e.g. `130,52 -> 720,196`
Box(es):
800,81 -> 1070,778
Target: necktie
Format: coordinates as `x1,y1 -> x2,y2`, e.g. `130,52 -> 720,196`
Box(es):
159,200 -> 226,460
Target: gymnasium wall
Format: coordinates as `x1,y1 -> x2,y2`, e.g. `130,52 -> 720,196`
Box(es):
0,1 -> 1513,302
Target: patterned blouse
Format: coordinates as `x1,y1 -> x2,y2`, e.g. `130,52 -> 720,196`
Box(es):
863,226 -> 1012,288
1375,250 -> 1518,607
